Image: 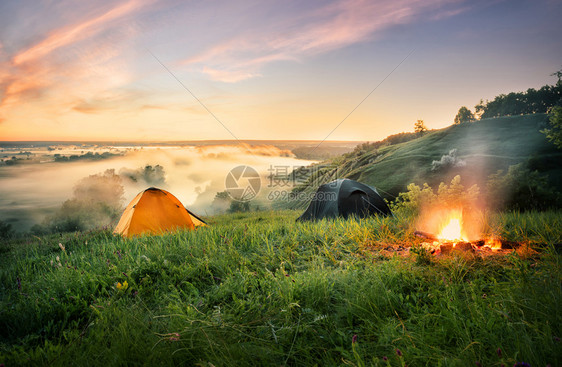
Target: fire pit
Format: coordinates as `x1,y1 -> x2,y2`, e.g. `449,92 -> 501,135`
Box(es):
413,210 -> 521,255
414,231 -> 521,255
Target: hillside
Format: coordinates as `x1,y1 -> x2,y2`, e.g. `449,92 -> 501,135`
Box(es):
282,113 -> 561,209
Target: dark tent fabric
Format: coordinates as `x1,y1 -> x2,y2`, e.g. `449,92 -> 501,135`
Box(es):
297,179 -> 392,221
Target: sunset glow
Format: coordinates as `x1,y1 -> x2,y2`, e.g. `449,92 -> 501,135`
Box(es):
1,0 -> 561,141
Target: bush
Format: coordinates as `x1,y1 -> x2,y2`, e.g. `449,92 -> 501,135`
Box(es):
541,105 -> 562,149
486,164 -> 560,211
40,170 -> 125,234
392,175 -> 479,215
0,220 -> 14,240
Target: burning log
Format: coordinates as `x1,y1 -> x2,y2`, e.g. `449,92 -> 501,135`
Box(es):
414,230 -> 438,241
453,241 -> 474,252
415,229 -> 524,255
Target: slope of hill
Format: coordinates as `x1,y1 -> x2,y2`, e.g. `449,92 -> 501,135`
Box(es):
282,113 -> 561,209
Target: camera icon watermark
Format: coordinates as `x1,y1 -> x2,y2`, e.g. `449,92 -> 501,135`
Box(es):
224,164 -> 335,203
225,165 -> 261,202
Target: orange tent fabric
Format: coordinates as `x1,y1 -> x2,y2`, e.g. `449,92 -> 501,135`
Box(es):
114,187 -> 206,237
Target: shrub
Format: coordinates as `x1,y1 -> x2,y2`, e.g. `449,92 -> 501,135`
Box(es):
486,164 -> 560,211
40,169 -> 125,233
391,175 -> 479,215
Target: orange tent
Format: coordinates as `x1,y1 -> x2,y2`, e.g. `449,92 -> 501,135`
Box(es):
114,187 -> 206,237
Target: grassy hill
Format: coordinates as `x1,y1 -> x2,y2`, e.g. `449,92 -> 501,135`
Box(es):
1,210 -> 561,366
282,113 -> 561,209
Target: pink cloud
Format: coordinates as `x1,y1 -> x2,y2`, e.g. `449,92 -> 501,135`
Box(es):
13,0 -> 146,66
184,0 -> 467,82
201,67 -> 261,83
0,0 -> 150,122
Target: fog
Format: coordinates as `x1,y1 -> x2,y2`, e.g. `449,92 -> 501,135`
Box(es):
0,144 -> 315,232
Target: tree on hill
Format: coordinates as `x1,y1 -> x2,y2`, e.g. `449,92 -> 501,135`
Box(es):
542,106 -> 562,149
414,120 -> 427,135
552,67 -> 562,86
454,107 -> 475,124
475,70 -> 562,119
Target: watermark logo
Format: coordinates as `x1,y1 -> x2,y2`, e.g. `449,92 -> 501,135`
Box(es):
225,165 -> 261,202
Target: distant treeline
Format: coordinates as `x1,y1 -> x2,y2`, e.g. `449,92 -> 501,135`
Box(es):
292,146 -> 355,160
350,131 -> 421,155
54,151 -> 120,162
475,79 -> 562,119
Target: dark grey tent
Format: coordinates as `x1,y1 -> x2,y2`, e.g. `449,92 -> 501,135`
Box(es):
297,179 -> 392,221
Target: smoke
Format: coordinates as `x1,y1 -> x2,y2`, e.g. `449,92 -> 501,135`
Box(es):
431,149 -> 466,172
0,144 -> 315,232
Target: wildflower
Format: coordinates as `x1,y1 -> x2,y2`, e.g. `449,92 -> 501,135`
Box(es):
513,363 -> 531,367
395,349 -> 402,357
382,356 -> 388,361
497,348 -> 502,357
16,277 -> 21,291
475,362 -> 482,367
554,336 -> 560,342
116,281 -> 128,290
352,334 -> 357,344
59,243 -> 66,252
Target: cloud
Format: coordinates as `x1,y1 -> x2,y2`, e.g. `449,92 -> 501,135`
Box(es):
184,0 -> 468,82
12,0 -> 146,66
71,89 -> 148,114
0,0 -> 150,122
201,67 -> 261,83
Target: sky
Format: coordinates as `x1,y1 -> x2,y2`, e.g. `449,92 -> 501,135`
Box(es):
0,0 -> 561,142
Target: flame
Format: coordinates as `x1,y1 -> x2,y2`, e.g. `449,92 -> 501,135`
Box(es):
485,237 -> 502,250
437,210 -> 467,242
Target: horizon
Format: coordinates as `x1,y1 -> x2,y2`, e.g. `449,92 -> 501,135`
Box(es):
1,0 -> 561,141
0,139 -> 365,143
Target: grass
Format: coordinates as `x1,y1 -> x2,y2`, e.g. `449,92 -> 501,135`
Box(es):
1,210 -> 561,366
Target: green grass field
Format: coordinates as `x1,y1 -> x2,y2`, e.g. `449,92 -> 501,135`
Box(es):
1,210 -> 561,366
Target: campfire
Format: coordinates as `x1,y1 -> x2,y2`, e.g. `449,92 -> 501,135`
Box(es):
414,209 -> 519,255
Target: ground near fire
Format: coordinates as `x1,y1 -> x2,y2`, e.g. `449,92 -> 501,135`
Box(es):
1,113 -> 562,366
